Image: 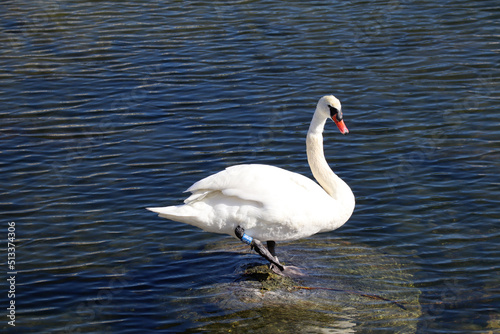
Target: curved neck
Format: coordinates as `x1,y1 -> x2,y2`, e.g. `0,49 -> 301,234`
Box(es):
306,112 -> 352,205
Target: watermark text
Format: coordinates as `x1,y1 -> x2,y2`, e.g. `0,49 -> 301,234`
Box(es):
7,222 -> 16,327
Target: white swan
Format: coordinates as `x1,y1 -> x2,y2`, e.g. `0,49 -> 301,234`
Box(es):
148,95 -> 355,274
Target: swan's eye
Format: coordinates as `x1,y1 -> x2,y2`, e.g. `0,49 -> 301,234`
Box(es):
328,105 -> 343,121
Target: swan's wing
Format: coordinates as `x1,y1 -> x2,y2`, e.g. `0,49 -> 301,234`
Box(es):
183,164 -> 334,240
151,164 -> 336,241
185,164 -> 326,206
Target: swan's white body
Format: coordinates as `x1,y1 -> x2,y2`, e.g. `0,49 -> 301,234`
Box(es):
148,95 -> 355,242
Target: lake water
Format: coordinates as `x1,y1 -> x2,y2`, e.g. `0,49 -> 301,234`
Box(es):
1,0 -> 499,333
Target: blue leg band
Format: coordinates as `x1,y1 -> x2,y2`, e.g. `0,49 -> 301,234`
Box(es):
241,233 -> 253,245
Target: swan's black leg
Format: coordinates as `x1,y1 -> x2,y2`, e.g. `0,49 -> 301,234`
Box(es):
266,240 -> 284,275
267,241 -> 276,257
252,239 -> 284,272
235,226 -> 284,271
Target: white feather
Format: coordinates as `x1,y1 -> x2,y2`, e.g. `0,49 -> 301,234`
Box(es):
147,95 -> 355,242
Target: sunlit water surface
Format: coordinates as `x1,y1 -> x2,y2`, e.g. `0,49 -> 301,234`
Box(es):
1,1 -> 499,333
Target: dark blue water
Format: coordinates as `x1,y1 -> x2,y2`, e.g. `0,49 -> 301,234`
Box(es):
1,1 -> 499,332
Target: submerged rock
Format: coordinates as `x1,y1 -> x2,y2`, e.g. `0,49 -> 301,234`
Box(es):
182,237 -> 422,333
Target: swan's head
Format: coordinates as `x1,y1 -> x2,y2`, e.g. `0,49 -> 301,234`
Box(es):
317,95 -> 349,135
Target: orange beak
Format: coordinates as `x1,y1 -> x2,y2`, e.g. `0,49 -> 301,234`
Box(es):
333,117 -> 349,135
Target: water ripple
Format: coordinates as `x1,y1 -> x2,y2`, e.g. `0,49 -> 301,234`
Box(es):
1,0 -> 499,332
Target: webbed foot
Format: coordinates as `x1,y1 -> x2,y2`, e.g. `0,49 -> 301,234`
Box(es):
280,265 -> 306,277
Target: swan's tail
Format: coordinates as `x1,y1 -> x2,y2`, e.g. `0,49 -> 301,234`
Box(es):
146,205 -> 199,224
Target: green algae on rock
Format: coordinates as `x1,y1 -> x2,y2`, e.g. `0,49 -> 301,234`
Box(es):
178,237 -> 422,333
